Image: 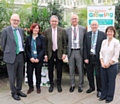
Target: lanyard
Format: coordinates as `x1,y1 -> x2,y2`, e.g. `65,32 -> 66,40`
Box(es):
72,27 -> 78,40
32,38 -> 36,50
92,33 -> 97,45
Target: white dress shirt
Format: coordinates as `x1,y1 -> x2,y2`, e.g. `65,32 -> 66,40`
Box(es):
100,37 -> 120,65
71,25 -> 80,49
52,27 -> 58,51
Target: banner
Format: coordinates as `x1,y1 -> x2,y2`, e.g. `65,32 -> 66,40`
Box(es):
87,6 -> 115,32
24,63 -> 49,87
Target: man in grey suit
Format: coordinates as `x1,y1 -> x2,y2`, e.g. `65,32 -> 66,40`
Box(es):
44,15 -> 67,93
1,14 -> 27,101
66,14 -> 86,93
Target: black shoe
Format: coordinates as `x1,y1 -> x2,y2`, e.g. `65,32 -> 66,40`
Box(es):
99,97 -> 106,101
12,93 -> 21,101
57,86 -> 62,92
105,100 -> 113,103
97,91 -> 101,97
17,91 -> 27,97
78,87 -> 83,93
69,86 -> 75,92
86,88 -> 95,93
49,85 -> 54,93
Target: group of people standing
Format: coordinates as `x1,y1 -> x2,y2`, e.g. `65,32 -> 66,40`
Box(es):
1,13 -> 120,103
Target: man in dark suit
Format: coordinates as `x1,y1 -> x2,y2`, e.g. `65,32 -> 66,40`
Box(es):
66,14 -> 86,93
83,20 -> 106,97
44,15 -> 67,93
1,14 -> 27,101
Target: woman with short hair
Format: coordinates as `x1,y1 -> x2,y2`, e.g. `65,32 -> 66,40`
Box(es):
99,26 -> 120,103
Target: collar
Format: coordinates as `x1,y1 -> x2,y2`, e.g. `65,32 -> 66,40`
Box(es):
72,25 -> 78,29
11,25 -> 18,30
52,27 -> 57,31
92,30 -> 98,35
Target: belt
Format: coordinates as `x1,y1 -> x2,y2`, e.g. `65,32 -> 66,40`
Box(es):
90,54 -> 96,56
16,51 -> 24,55
71,48 -> 80,50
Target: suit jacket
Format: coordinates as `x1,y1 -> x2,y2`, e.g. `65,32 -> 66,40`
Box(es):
1,26 -> 24,64
25,34 -> 45,62
44,26 -> 67,60
66,25 -> 86,58
83,30 -> 106,62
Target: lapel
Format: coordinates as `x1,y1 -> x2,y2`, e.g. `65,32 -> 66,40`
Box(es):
49,27 -> 52,43
18,28 -> 24,45
96,30 -> 100,51
78,26 -> 82,47
8,26 -> 16,43
18,28 -> 23,40
69,27 -> 72,46
89,31 -> 92,49
57,26 -> 60,44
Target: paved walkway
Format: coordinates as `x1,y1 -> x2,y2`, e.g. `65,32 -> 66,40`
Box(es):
0,71 -> 120,104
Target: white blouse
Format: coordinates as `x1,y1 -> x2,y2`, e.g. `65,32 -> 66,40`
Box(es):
100,37 -> 120,65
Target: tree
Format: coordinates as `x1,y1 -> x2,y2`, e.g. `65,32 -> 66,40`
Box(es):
0,0 -> 15,31
78,8 -> 87,27
47,0 -> 67,27
115,1 -> 120,38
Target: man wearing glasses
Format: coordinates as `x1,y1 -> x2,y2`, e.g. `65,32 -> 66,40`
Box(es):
83,20 -> 106,97
1,14 -> 27,101
66,14 -> 86,93
44,15 -> 67,93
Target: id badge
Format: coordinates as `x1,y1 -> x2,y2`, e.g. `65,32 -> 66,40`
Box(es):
74,40 -> 77,43
34,51 -> 37,54
90,49 -> 95,53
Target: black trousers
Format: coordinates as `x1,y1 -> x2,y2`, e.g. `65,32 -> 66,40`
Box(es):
85,55 -> 101,91
101,64 -> 118,101
27,61 -> 43,89
48,51 -> 63,86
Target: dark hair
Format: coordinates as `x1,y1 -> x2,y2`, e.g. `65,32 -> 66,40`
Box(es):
29,23 -> 41,34
105,26 -> 116,37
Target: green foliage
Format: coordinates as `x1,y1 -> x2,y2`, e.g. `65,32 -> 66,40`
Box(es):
0,0 -> 67,32
47,1 -> 67,27
23,0 -> 50,32
0,0 -> 15,30
115,1 -> 120,38
78,8 -> 87,27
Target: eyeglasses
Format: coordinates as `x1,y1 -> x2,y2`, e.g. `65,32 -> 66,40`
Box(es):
71,18 -> 78,20
51,21 -> 58,22
91,24 -> 98,26
11,19 -> 20,22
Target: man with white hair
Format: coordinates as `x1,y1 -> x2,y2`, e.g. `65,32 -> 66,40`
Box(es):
1,13 -> 27,101
83,20 -> 106,97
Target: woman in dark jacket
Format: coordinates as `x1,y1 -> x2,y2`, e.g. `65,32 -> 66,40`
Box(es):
25,23 -> 45,94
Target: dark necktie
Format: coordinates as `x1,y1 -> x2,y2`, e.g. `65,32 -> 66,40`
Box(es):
74,27 -> 77,40
13,29 -> 19,54
73,27 -> 77,48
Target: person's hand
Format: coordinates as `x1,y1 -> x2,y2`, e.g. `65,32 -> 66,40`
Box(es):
30,58 -> 35,63
101,63 -> 106,68
34,59 -> 39,63
62,54 -> 66,60
84,59 -> 89,64
44,56 -> 48,62
104,63 -> 110,68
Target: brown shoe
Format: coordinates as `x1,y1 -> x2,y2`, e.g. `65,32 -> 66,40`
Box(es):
27,88 -> 34,94
37,88 -> 41,94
